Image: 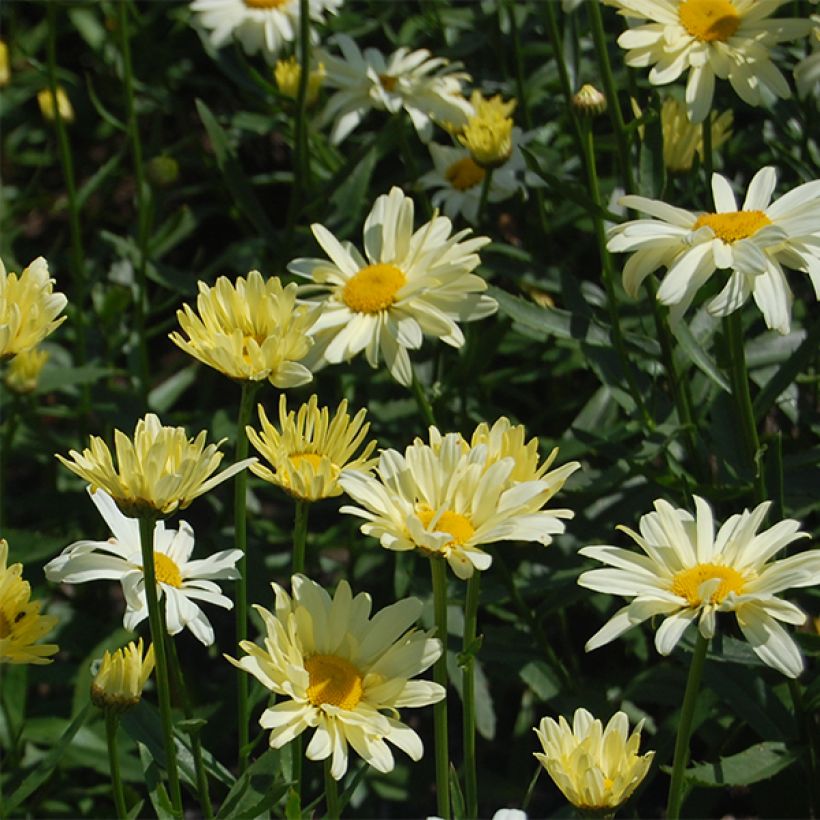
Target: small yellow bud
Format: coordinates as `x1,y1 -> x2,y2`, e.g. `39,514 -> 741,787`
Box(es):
37,86 -> 75,124
0,40 -> 10,87
274,56 -> 325,107
572,84 -> 607,116
4,348 -> 49,394
91,639 -> 155,714
146,155 -> 180,188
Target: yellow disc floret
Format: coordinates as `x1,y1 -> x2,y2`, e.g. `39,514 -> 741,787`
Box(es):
417,506 -> 476,545
305,654 -> 364,710
671,562 -> 745,606
153,553 -> 183,588
244,0 -> 289,9
679,0 -> 741,43
342,263 -> 406,314
692,210 -> 771,243
445,157 -> 486,191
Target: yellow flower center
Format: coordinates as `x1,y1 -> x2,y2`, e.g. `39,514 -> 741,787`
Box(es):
341,263 -> 406,314
603,776 -> 614,791
379,74 -> 398,92
153,553 -> 183,588
417,505 -> 476,546
289,452 -> 325,470
244,0 -> 289,8
692,210 -> 771,243
670,563 -> 745,606
305,654 -> 363,710
445,157 -> 486,191
679,0 -> 741,43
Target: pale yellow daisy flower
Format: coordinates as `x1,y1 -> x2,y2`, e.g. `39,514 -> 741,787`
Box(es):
91,638 -> 155,713
274,56 -> 325,105
458,91 -> 516,168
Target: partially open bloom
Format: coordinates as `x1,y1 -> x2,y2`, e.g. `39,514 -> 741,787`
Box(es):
91,638 -> 155,713
56,413 -> 255,518
228,575 -> 444,779
318,34 -> 473,143
534,708 -> 654,812
46,488 -> 242,645
572,84 -> 607,117
458,91 -> 516,168
275,55 -> 325,105
607,167 -> 820,332
0,257 -> 67,360
4,347 -> 49,394
607,0 -> 811,123
579,496 -> 820,677
289,186 -> 496,386
169,272 -> 317,387
0,40 -> 9,87
247,394 -> 377,502
37,85 -> 74,123
0,539 -> 58,664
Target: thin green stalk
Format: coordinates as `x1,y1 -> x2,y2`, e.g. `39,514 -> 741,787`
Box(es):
324,758 -> 340,819
105,711 -> 128,819
137,516 -> 183,815
430,557 -> 451,820
476,168 -> 494,227
292,500 -> 310,575
235,381 -> 259,773
505,0 -> 532,130
701,117 -> 713,181
666,631 -> 709,819
788,678 -> 820,817
521,764 -> 542,813
411,371 -> 437,428
461,573 -> 481,819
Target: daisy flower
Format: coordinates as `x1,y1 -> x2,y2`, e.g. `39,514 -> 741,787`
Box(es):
339,430 -> 578,580
578,496 -> 820,678
190,0 -> 341,62
91,638 -> 155,713
288,186 -> 496,386
607,166 -> 820,332
607,0 -> 811,123
45,488 -> 241,646
317,34 -> 473,144
246,393 -> 378,502
534,708 -> 654,812
227,574 -> 444,779
457,91 -> 516,168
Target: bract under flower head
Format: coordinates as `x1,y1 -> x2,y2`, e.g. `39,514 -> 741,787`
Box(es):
91,638 -> 155,713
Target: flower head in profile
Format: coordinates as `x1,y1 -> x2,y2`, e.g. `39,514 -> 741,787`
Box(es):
578,496 -> 820,677
289,186 -> 496,386
607,167 -> 820,333
37,85 -> 74,123
4,347 -> 49,394
317,34 -> 473,144
0,539 -> 59,665
227,574 -> 444,780
457,91 -> 516,168
572,84 -> 607,117
534,708 -> 654,812
0,257 -> 67,360
91,638 -> 155,713
275,55 -> 325,105
45,488 -> 242,645
607,0 -> 811,123
190,0 -> 341,62
169,272 -> 317,387
247,394 -> 377,502
56,413 -> 255,518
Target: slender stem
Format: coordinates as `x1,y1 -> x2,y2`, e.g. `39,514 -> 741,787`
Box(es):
788,678 -> 820,817
701,117 -> 713,181
430,557 -> 451,820
462,573 -> 480,820
521,764 -> 542,813
105,711 -> 128,819
411,371 -> 437,428
476,169 -> 494,228
324,757 -> 340,820
137,516 -> 183,815
505,0 -> 532,130
666,631 -> 709,819
292,500 -> 310,575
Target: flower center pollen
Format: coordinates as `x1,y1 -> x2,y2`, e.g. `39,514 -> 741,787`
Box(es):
153,553 -> 183,588
679,0 -> 741,43
379,74 -> 398,92
417,506 -> 476,546
445,157 -> 486,191
671,563 -> 745,606
342,263 -> 406,314
289,452 -> 325,471
305,654 -> 363,710
244,0 -> 289,9
692,210 -> 771,243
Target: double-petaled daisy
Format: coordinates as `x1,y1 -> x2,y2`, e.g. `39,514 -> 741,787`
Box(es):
228,574 -> 444,779
289,186 -> 496,386
607,0 -> 811,123
607,166 -> 820,332
317,34 -> 473,144
578,496 -> 820,678
46,488 -> 241,646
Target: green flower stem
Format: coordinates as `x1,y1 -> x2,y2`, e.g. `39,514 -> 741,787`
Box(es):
462,573 -> 481,820
505,0 -> 532,130
431,557 -> 451,820
476,168 -> 494,228
292,500 -> 310,575
788,678 -> 820,817
324,757 -> 340,819
235,381 -> 259,773
104,711 -> 128,819
521,764 -> 542,814
701,118 -> 714,181
411,371 -> 437,429
137,516 -> 183,815
666,631 -> 709,819
724,313 -> 767,503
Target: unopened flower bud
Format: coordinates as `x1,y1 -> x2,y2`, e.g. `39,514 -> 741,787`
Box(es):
573,84 -> 607,117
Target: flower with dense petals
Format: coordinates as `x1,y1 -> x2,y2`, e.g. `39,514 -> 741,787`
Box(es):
0,257 -> 67,360
457,91 -> 516,168
607,166 -> 820,333
607,0 -> 811,123
46,488 -> 241,645
91,638 -> 155,713
534,708 -> 654,812
289,186 -> 496,386
56,413 -> 255,518
190,0 -> 341,62
317,34 -> 473,144
247,393 -> 377,501
339,430 -> 579,580
275,56 -> 325,105
578,496 -> 820,677
4,347 -> 49,394
169,272 -> 317,387
227,574 -> 444,779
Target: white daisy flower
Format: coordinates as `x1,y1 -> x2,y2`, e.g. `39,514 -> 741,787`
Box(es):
317,34 -> 473,143
190,0 -> 341,62
607,0 -> 812,123
288,186 -> 496,386
607,166 -> 820,332
578,496 -> 820,678
227,574 -> 444,779
45,488 -> 241,646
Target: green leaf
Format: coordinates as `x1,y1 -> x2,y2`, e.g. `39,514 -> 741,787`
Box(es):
149,206 -> 198,260
327,146 -> 378,237
681,742 -> 800,787
519,660 -> 561,702
148,365 -> 198,414
137,742 -> 177,820
671,317 -> 730,393
449,762 -> 466,820
216,747 -> 288,819
37,363 -> 113,394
